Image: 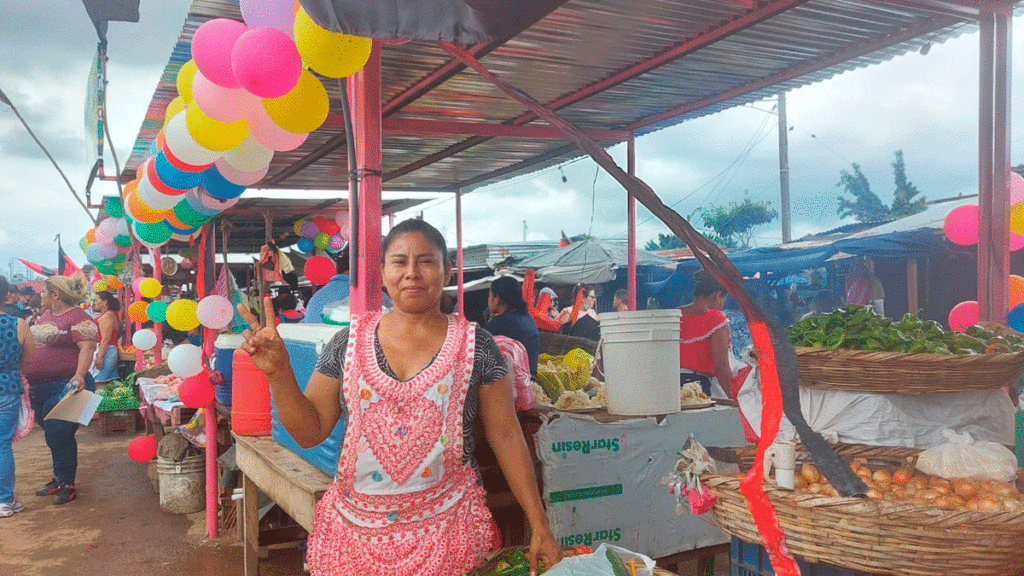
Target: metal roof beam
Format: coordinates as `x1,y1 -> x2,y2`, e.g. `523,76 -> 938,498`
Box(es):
860,0 -> 1009,17
630,14 -> 960,130
384,0 -> 808,184
337,116 -> 630,140
434,143 -> 580,192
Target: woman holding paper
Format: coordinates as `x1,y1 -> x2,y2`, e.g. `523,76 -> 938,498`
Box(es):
0,275 -> 34,517
22,273 -> 97,506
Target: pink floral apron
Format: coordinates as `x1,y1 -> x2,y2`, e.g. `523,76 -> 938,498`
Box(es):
307,312 -> 494,575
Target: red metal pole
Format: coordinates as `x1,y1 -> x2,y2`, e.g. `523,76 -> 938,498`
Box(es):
978,14 -> 995,320
133,245 -> 144,372
991,11 -> 1012,322
151,246 -> 163,365
349,43 -> 383,315
626,132 -> 637,311
197,224 -> 218,539
456,188 -> 465,317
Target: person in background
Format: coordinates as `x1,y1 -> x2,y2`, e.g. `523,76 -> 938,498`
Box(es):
303,248 -> 350,324
612,289 -> 628,312
23,273 -> 98,506
646,296 -> 660,310
237,219 -> 560,575
678,270 -> 751,399
800,290 -> 837,321
845,257 -> 885,316
558,284 -> 600,341
24,294 -> 42,326
3,288 -> 24,319
273,291 -> 305,324
558,284 -> 598,324
0,275 -> 35,517
17,286 -> 34,313
89,292 -> 121,385
537,287 -> 559,320
485,276 -> 540,376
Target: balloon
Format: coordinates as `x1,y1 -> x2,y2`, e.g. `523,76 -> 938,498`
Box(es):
168,343 -> 204,378
184,191 -> 222,217
313,232 -> 330,250
134,220 -> 174,247
221,133 -> 273,173
98,243 -> 118,259
108,278 -> 124,290
319,220 -> 339,235
240,0 -> 297,33
1012,233 -> 1024,252
179,371 -> 215,408
1011,172 -> 1024,205
292,219 -> 307,236
125,191 -> 168,225
112,235 -> 132,248
1008,302 -> 1024,332
334,210 -> 348,229
192,70 -> 257,123
1011,202 -> 1024,237
943,204 -> 979,246
213,158 -> 268,186
146,300 -> 168,322
132,329 -> 158,351
180,259 -> 194,270
199,166 -> 247,200
86,228 -> 97,243
185,104 -> 248,152
167,299 -> 200,331
164,96 -> 187,129
1010,275 -> 1024,308
231,27 -> 302,98
139,278 -> 162,299
105,196 -> 125,218
304,255 -> 335,285
296,237 -> 314,252
196,295 -> 234,329
164,113 -> 220,167
948,300 -> 979,333
138,175 -> 185,212
328,233 -> 345,252
154,151 -> 202,190
197,188 -> 241,212
310,215 -> 330,230
176,59 -> 199,102
300,221 -> 318,239
191,19 -> 248,89
80,236 -> 89,251
98,217 -> 118,240
86,243 -> 104,263
93,279 -> 109,292
128,300 -> 150,323
128,435 -> 158,463
262,70 -> 329,133
116,218 -> 131,236
246,101 -> 309,152
293,7 -> 372,78
172,198 -> 213,228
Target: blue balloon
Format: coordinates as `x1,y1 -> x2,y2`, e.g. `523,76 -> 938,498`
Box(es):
1007,302 -> 1024,332
166,222 -> 200,235
155,152 -> 201,190
199,166 -> 246,200
296,237 -> 314,253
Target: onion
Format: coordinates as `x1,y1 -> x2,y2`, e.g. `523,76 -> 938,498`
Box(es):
907,477 -> 928,491
933,496 -> 951,508
929,477 -> 951,490
932,484 -> 951,496
890,486 -> 907,499
946,495 -> 966,509
990,481 -> 1017,498
918,489 -> 939,502
793,476 -> 808,490
976,497 -> 998,512
892,468 -> 913,486
953,478 -> 979,499
866,489 -> 882,499
809,484 -> 826,495
801,463 -> 821,484
872,469 -> 892,483
1003,499 -> 1022,512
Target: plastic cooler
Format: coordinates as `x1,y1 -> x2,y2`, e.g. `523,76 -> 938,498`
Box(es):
731,538 -> 877,576
273,324 -> 347,476
213,333 -> 244,406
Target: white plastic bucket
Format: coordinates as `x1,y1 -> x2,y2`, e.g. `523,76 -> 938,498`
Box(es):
157,455 -> 205,514
598,309 -> 682,416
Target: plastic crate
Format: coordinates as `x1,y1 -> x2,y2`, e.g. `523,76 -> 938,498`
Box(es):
731,538 -> 879,576
97,410 -> 141,435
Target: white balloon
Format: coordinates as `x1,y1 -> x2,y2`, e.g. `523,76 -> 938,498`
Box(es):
164,112 -> 221,167
168,343 -> 204,378
131,329 -> 158,351
221,133 -> 273,173
115,218 -> 131,236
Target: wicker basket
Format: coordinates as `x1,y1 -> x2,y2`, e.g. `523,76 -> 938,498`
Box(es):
701,443 -> 1024,576
538,331 -> 598,357
794,346 -> 1024,393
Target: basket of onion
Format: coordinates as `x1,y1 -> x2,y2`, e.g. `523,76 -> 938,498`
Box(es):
700,443 -> 1024,576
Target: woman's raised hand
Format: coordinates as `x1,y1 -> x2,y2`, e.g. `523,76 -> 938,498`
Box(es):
237,295 -> 289,377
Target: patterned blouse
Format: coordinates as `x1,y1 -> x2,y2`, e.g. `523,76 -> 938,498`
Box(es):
0,314 -> 23,396
23,307 -> 98,386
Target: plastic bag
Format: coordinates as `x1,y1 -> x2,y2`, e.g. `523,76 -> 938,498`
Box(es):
543,544 -> 655,576
916,429 -> 1017,482
13,378 -> 33,442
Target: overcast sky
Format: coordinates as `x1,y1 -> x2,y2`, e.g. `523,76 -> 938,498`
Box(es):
2,0 -> 1024,279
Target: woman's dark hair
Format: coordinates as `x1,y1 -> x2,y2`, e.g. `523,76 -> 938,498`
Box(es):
382,219 -> 448,265
0,276 -> 8,300
273,291 -> 298,312
692,269 -> 725,298
96,291 -> 121,312
490,276 -> 526,314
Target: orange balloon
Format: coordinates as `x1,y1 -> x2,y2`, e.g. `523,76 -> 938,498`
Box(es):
136,163 -> 145,181
122,179 -> 138,200
128,300 -> 150,324
107,278 -> 124,290
1010,275 -> 1024,308
126,191 -> 168,224
85,229 -> 97,243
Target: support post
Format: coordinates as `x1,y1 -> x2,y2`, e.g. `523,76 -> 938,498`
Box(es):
990,11 -> 1012,322
978,14 -> 995,320
626,132 -> 637,310
907,258 -> 919,315
456,188 -> 465,317
778,93 -> 792,243
349,43 -> 383,315
258,211 -> 272,326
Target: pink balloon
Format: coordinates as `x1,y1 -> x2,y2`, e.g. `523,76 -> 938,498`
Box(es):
1011,172 -> 1024,205
99,243 -> 118,259
1012,233 -> 1024,252
239,0 -> 296,35
198,188 -> 241,211
179,371 -> 215,408
246,102 -> 308,151
334,210 -> 350,240
132,277 -> 144,298
943,204 -> 979,246
231,27 -> 302,98
98,217 -> 119,240
214,158 -> 269,186
192,70 -> 258,122
192,19 -> 248,89
948,300 -> 979,333
196,295 -> 235,330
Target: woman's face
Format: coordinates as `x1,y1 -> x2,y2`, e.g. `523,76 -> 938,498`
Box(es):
93,297 -> 106,313
585,290 -> 596,309
382,231 -> 450,314
487,290 -> 500,315
41,290 -> 56,310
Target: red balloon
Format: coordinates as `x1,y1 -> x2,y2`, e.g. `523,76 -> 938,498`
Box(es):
310,215 -> 331,231
943,204 -> 979,246
179,370 -> 216,408
948,300 -> 979,333
128,435 -> 158,463
304,255 -> 335,285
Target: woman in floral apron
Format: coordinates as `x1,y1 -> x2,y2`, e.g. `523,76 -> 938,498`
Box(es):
239,219 -> 561,576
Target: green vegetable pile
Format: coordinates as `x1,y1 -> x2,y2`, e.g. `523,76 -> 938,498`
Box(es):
787,305 -> 1024,355
96,372 -> 139,399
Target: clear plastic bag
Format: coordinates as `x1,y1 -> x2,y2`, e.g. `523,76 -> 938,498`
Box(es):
916,429 -> 1018,482
13,380 -> 33,442
543,544 -> 656,576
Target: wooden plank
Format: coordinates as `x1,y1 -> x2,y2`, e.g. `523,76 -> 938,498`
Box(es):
242,473 -> 259,576
233,435 -> 331,498
234,434 -> 331,531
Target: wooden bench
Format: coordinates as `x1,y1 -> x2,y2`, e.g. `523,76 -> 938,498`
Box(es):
233,433 -> 332,576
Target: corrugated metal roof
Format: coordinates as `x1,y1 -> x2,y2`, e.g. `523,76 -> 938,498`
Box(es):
123,0 -> 1008,196
458,241 -> 562,271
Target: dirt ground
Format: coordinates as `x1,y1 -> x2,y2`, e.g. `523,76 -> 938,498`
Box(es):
0,423 -> 728,576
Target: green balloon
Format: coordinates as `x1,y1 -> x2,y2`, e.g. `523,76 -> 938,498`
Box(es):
135,221 -> 173,245
172,199 -> 211,228
314,232 -> 330,250
113,252 -> 127,264
79,236 -> 89,251
114,234 -> 132,248
147,300 -> 168,322
105,196 -> 125,218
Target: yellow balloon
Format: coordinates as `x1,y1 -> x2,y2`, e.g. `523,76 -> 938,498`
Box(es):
139,278 -> 162,299
94,280 -> 108,292
293,7 -> 372,79
167,299 -> 200,331
164,96 -> 186,129
262,70 -> 328,134
1012,202 -> 1024,237
177,60 -> 198,102
185,104 -> 248,152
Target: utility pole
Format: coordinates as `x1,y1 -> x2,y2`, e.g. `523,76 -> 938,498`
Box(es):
523,220 -> 527,241
778,92 -> 792,243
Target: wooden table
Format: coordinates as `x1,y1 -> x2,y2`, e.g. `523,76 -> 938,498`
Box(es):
233,433 -> 331,576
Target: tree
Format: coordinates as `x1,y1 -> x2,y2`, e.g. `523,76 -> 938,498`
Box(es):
699,195 -> 779,250
837,150 -> 927,222
644,233 -> 685,251
890,150 -> 927,218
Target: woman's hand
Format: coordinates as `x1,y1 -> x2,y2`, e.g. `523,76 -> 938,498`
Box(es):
237,295 -> 290,377
94,354 -> 104,370
71,375 -> 86,394
527,524 -> 562,576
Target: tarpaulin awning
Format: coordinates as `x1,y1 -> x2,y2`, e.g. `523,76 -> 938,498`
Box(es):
511,237 -> 673,285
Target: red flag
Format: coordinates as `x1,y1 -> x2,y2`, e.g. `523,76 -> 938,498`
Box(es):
17,259 -> 55,277
63,255 -> 82,277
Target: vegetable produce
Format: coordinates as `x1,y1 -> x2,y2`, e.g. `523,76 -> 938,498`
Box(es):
787,305 -> 1024,354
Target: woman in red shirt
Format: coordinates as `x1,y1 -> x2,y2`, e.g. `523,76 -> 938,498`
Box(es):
678,270 -> 750,399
